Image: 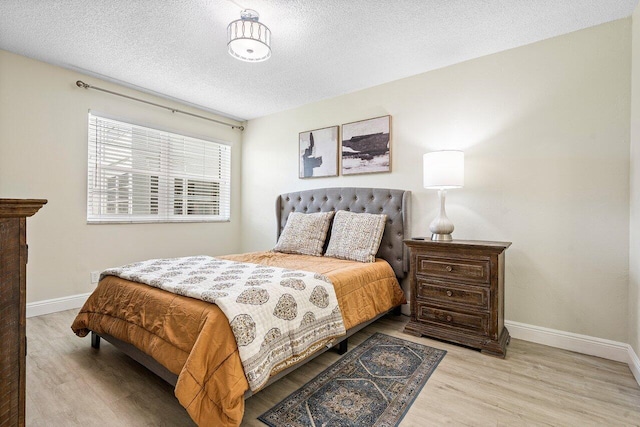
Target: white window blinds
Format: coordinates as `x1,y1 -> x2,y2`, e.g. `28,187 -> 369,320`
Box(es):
87,113 -> 231,223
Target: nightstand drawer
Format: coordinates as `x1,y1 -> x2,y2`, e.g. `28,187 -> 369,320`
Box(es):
416,303 -> 489,335
416,255 -> 490,284
417,279 -> 489,310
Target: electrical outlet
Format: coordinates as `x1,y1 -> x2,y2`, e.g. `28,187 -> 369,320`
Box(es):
91,271 -> 100,284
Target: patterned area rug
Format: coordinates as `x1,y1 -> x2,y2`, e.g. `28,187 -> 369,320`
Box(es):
258,332 -> 446,426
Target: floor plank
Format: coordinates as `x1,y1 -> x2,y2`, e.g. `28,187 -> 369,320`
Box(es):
26,310 -> 640,426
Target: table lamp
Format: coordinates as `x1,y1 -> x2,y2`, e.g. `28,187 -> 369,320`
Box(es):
423,150 -> 464,241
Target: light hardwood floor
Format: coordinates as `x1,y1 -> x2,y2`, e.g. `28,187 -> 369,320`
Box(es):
26,310 -> 640,426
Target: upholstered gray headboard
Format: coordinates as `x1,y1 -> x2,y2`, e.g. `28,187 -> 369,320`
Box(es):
275,187 -> 411,279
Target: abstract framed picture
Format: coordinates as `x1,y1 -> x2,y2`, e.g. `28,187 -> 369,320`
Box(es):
299,125 -> 339,178
341,115 -> 391,175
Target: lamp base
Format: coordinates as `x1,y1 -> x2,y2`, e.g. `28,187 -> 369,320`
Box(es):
431,233 -> 453,241
428,189 -> 455,241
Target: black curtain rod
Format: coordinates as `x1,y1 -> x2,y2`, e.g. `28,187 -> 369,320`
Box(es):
75,80 -> 244,131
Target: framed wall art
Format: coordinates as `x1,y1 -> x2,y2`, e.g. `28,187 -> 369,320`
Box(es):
299,125 -> 339,178
341,115 -> 391,175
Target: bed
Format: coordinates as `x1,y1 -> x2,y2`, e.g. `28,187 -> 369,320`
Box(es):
71,187 -> 411,426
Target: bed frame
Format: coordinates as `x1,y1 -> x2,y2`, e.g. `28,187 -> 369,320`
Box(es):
90,187 -> 411,396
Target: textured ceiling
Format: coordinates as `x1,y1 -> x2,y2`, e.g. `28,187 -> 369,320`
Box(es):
0,0 -> 637,121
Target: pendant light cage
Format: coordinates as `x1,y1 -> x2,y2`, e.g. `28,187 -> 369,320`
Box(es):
227,9 -> 272,62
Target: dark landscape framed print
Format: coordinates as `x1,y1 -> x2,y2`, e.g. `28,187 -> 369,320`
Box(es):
341,115 -> 391,175
299,125 -> 339,178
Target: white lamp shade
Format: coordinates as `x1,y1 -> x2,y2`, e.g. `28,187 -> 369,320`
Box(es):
423,150 -> 464,189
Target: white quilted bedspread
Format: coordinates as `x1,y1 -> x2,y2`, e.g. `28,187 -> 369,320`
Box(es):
101,255 -> 346,391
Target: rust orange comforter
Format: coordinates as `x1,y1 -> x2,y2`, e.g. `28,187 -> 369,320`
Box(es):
71,252 -> 405,426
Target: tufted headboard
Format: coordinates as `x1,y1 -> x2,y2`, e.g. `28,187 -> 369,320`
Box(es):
275,187 -> 411,279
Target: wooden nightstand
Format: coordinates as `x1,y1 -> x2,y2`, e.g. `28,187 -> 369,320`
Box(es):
404,239 -> 511,358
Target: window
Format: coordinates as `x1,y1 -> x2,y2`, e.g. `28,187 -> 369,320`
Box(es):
87,113 -> 231,223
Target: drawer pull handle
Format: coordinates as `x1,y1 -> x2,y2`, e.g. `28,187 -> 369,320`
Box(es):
445,265 -> 452,272
446,315 -> 453,322
446,290 -> 453,297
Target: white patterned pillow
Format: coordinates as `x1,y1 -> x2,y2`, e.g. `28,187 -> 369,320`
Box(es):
324,211 -> 387,263
274,211 -> 335,256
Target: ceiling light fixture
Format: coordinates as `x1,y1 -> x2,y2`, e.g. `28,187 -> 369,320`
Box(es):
227,9 -> 271,62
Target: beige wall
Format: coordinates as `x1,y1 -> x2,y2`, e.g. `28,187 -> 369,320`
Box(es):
241,20 -> 631,342
0,50 -> 243,303
630,5 -> 640,356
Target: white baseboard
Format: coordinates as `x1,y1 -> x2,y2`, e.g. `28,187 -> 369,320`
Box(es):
26,292 -> 91,318
628,344 -> 640,386
505,320 -> 629,362
506,320 -> 640,386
